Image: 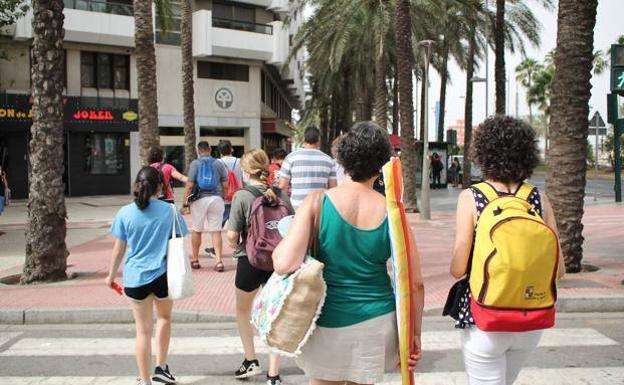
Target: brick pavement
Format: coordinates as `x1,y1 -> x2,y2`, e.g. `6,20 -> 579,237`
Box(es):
0,204 -> 622,316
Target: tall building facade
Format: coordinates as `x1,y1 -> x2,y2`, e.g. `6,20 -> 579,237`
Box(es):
0,0 -> 305,198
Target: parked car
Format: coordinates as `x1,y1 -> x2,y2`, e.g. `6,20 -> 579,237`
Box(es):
448,155 -> 483,185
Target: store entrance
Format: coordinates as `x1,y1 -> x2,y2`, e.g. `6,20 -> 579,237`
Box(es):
0,131 -> 29,199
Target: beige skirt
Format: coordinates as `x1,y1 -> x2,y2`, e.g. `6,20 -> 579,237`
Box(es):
296,311 -> 399,384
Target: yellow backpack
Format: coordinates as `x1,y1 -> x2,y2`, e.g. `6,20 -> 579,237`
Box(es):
469,182 -> 559,332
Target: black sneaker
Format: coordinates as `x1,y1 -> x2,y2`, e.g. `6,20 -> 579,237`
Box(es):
234,359 -> 262,379
152,365 -> 176,384
204,247 -> 216,258
266,375 -> 282,385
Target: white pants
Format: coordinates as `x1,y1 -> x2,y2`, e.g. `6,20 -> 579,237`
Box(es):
462,327 -> 543,385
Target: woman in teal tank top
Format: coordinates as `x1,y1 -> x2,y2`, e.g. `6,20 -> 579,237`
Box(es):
273,122 -> 425,385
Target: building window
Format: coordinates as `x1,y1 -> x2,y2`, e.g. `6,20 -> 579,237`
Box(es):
84,133 -> 124,175
81,51 -> 130,90
213,1 -> 255,23
197,61 -> 249,82
155,0 -> 181,45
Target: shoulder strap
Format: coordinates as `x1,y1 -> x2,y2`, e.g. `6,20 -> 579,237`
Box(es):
472,182 -> 499,202
243,185 -> 264,198
515,182 -> 535,202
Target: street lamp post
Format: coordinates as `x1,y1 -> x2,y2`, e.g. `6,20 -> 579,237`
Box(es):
471,76 -> 487,120
419,39 -> 435,220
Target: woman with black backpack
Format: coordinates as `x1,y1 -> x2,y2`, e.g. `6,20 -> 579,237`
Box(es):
226,149 -> 293,385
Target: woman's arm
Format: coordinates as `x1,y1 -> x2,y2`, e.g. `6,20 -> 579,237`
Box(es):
272,191 -> 322,275
541,193 -> 565,279
407,229 -> 425,370
104,238 -> 127,286
171,168 -> 188,183
226,230 -> 240,249
450,189 -> 476,278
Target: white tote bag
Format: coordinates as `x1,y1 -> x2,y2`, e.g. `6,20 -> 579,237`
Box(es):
167,204 -> 195,300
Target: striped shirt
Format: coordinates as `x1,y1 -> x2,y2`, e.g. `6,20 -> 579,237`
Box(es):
279,148 -> 337,209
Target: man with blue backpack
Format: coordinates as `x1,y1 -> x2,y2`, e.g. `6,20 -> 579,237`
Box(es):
182,141 -> 228,272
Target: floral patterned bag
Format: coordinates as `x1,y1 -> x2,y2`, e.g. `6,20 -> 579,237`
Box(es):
251,256 -> 326,356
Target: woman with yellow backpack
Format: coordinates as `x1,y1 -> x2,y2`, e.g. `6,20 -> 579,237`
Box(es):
449,116 -> 565,384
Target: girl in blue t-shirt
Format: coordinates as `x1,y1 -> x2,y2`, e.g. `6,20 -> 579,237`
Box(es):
106,166 -> 188,385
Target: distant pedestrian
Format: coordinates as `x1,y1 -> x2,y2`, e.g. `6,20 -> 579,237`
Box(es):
431,152 -> 444,189
453,157 -> 461,187
331,135 -> 347,185
226,149 -> 293,385
273,121 -> 424,384
278,127 -> 337,210
217,139 -> 243,224
450,116 -> 565,385
105,166 -> 188,385
182,141 -> 228,271
148,146 -> 188,203
448,160 -> 458,188
0,167 -> 9,215
267,148 -> 287,187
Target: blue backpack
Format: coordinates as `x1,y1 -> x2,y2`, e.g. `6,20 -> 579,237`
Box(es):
196,157 -> 219,191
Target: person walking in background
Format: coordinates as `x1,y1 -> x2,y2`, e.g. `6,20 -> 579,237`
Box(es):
273,121 -> 424,385
105,167 -> 188,385
148,146 -> 188,203
278,127 -> 337,210
452,157 -> 461,187
0,167 -> 9,216
450,116 -> 565,385
267,148 -> 287,187
448,159 -> 458,189
182,141 -> 228,271
226,149 -> 293,385
431,152 -> 444,189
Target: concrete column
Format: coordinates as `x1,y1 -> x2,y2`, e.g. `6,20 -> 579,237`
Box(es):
247,119 -> 261,150
66,50 -> 81,96
130,131 -> 140,188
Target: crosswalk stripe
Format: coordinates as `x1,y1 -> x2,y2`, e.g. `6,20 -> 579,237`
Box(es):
1,367 -> 623,385
0,328 -> 617,356
0,332 -> 22,347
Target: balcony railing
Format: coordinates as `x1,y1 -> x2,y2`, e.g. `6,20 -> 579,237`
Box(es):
212,17 -> 273,35
64,0 -> 133,16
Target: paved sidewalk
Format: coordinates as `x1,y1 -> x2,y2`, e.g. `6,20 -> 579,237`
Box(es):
0,197 -> 623,323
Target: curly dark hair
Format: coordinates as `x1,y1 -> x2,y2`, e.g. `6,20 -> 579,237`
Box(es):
147,146 -> 164,164
337,121 -> 392,182
471,115 -> 539,183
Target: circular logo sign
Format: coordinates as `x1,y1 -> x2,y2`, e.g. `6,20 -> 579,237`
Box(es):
215,88 -> 234,109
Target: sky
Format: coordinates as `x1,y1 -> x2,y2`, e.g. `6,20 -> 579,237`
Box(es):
427,1 -> 624,140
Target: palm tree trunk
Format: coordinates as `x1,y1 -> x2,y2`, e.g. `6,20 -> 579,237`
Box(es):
320,104 -> 330,154
495,0 -> 506,114
341,70 -> 352,134
374,47 -> 388,130
355,79 -> 369,122
22,0 -> 69,284
394,0 -> 417,211
392,75 -> 399,135
462,25 -> 476,188
135,0 -> 160,164
545,0 -> 598,273
438,39 -> 449,143
180,0 -> 196,173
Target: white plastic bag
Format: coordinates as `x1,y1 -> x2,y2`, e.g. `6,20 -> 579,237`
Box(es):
167,204 -> 195,300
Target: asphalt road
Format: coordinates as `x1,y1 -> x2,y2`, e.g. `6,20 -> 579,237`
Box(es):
0,314 -> 622,384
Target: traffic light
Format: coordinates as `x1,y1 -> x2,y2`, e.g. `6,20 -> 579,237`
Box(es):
611,44 -> 624,94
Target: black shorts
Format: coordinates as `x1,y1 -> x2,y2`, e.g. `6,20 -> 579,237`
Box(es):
124,272 -> 169,301
235,256 -> 273,293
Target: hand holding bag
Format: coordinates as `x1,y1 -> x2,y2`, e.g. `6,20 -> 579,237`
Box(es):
167,204 -> 195,300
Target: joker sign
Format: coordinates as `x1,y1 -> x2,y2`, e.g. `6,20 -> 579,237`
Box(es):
215,88 -> 233,109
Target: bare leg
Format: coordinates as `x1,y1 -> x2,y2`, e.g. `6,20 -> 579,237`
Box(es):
131,295 -> 155,383
268,353 -> 280,377
310,380 -> 346,385
235,288 -> 258,360
191,231 -> 202,262
210,231 -> 223,265
154,298 -> 173,367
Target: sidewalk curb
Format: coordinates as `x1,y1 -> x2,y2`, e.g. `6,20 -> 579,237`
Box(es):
2,296 -> 623,324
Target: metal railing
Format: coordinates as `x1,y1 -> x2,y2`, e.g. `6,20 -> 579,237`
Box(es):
64,0 -> 133,16
212,17 -> 273,35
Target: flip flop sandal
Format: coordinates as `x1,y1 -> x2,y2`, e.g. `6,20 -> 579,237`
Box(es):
214,261 -> 225,272
191,260 -> 201,270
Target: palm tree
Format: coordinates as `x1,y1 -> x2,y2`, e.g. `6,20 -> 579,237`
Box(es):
515,58 -> 542,123
21,0 -> 69,283
135,0 -> 160,164
545,0 -> 598,273
395,0 -> 418,212
180,0 -> 196,172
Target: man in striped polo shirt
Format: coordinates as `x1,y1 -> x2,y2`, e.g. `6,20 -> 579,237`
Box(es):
278,127 -> 337,210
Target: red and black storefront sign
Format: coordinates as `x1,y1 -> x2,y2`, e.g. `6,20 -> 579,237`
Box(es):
0,94 -> 138,132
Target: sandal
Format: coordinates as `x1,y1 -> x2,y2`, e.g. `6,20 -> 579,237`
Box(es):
214,261 -> 225,272
191,260 -> 201,270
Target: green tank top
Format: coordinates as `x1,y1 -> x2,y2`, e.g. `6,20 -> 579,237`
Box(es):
316,195 -> 395,328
